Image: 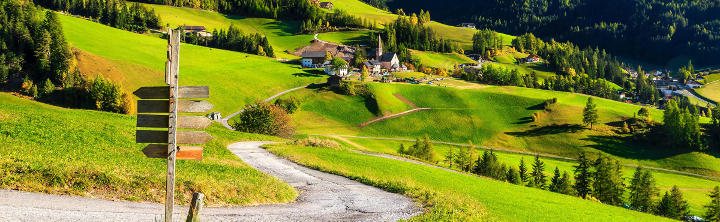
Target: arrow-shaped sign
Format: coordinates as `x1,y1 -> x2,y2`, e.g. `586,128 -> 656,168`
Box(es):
134,86 -> 209,99
137,100 -> 214,113
137,115 -> 213,129
143,144 -> 203,160
136,130 -> 213,144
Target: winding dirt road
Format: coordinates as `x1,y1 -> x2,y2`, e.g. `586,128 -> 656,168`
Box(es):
0,142 -> 421,221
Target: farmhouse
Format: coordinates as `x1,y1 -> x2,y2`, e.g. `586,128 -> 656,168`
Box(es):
179,25 -> 206,33
457,23 -> 476,29
363,61 -> 382,74
319,2 -> 333,9
301,51 -> 327,68
324,63 -> 349,76
519,54 -> 542,63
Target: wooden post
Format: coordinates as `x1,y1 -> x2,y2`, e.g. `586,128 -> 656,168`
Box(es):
165,28 -> 181,222
185,192 -> 204,222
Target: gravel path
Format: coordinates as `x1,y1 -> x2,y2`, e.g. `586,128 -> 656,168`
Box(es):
0,142 -> 421,222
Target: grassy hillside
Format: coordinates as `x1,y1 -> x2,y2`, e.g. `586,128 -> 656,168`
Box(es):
325,0 -> 514,49
0,93 -> 296,206
267,143 -> 674,221
696,81 -> 720,103
329,136 -> 718,215
60,14 -> 324,114
283,83 -> 720,177
411,50 -> 476,69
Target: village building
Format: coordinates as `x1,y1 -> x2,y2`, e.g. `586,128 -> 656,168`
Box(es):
363,61 -> 382,74
309,0 -> 320,6
324,63 -> 349,76
178,25 -> 212,38
301,51 -> 327,68
519,54 -> 542,63
319,2 -> 333,9
457,23 -> 476,29
367,36 -> 405,74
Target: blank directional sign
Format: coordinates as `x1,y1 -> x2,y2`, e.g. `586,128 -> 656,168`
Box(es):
137,115 -> 213,129
137,100 -> 214,114
136,130 -> 213,144
143,144 -> 203,160
134,86 -> 210,99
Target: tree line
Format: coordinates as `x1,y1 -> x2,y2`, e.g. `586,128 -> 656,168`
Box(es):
369,13 -> 460,61
179,25 -> 276,57
442,144 -> 720,220
34,0 -> 161,32
379,0 -> 720,66
299,9 -> 376,34
1,0 -> 132,113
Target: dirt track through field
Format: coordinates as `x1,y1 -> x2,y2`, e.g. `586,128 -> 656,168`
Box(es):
0,142 -> 421,222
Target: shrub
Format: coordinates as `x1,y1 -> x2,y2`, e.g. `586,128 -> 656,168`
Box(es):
274,97 -> 301,114
29,85 -> 38,98
291,137 -> 340,149
232,101 -> 295,137
40,78 -> 55,97
335,81 -> 370,97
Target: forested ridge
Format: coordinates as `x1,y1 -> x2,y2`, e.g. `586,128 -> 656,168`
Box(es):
372,0 -> 720,66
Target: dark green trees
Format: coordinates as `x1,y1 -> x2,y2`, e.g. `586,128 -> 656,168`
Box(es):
583,97 -> 599,129
530,154 -> 546,189
654,186 -> 689,219
573,152 -> 592,199
663,99 -> 704,151
628,167 -> 659,212
705,186 -> 720,221
592,155 -> 624,206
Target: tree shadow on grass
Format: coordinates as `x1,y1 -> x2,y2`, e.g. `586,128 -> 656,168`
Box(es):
505,124 -> 585,137
581,135 -> 687,160
513,117 -> 534,124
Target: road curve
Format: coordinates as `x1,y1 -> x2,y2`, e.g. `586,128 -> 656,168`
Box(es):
0,142 -> 421,222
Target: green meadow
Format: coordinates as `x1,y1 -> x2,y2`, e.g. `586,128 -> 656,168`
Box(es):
281,82 -> 720,178
267,143 -> 675,221
0,93 -> 296,206
411,50 -> 477,69
60,14 -> 325,114
327,136 -> 718,215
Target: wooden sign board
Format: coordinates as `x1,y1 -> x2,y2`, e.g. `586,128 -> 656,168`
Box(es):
137,115 -> 212,129
143,144 -> 203,160
137,100 -> 213,113
136,130 -> 212,144
134,86 -> 209,99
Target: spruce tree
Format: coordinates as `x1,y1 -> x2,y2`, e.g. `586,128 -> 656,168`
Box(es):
629,167 -> 659,212
530,154 -> 546,189
518,158 -> 528,185
506,167 -> 521,185
583,97 -> 599,129
654,185 -> 689,219
704,186 -> 720,221
558,172 -> 575,195
592,155 -> 624,206
574,152 -> 592,198
549,167 -> 562,193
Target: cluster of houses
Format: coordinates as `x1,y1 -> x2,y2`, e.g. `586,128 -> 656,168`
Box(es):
300,37 -> 407,77
309,0 -> 333,9
457,23 -> 476,29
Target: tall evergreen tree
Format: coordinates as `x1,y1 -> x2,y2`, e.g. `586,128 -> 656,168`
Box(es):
574,152 -> 592,198
583,97 -> 599,129
654,185 -> 689,219
592,155 -> 624,206
530,154 -> 546,189
629,167 -> 659,212
705,186 -> 720,221
549,167 -> 562,193
506,167 -> 521,185
518,158 -> 528,185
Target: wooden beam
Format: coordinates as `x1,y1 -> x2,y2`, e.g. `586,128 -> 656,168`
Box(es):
136,130 -> 212,144
133,86 -> 209,99
185,193 -> 205,222
142,144 -> 203,160
137,115 -> 213,129
165,28 -> 181,222
137,100 -> 213,114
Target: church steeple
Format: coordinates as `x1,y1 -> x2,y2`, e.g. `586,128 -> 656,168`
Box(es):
376,36 -> 383,61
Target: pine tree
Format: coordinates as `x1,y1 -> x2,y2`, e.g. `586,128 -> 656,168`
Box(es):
397,144 -> 406,155
574,152 -> 592,198
519,158 -> 528,185
558,172 -> 575,195
445,145 -> 454,168
654,185 -> 689,219
583,97 -> 599,129
592,155 -> 624,206
549,167 -> 562,193
629,167 -> 659,212
506,167 -> 521,185
360,65 -> 369,82
705,186 -> 720,221
530,154 -> 546,189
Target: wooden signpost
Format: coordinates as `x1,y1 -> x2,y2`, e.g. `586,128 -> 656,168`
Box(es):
134,29 -> 213,222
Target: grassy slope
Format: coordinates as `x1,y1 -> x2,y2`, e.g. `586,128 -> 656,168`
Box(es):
0,93 -> 296,206
696,81 -> 720,103
60,14 -> 324,114
286,83 -> 720,177
411,50 -> 477,69
147,4 -> 374,59
336,137 -> 718,215
267,143 -> 673,221
326,0 -> 513,49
